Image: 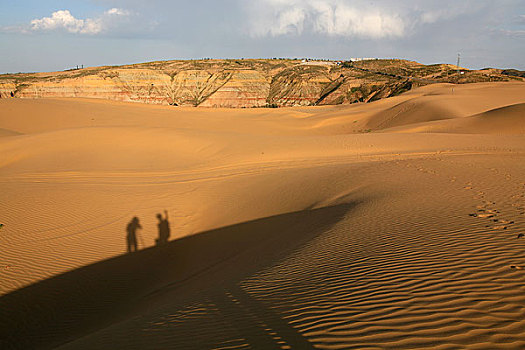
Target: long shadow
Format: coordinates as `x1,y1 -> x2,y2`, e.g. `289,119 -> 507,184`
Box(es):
0,203 -> 355,349
210,285 -> 316,349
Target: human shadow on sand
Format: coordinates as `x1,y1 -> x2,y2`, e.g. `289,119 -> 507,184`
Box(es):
0,203 -> 356,350
126,216 -> 142,253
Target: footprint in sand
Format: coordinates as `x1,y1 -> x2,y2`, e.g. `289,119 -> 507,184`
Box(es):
470,213 -> 494,218
510,265 -> 523,270
469,205 -> 501,220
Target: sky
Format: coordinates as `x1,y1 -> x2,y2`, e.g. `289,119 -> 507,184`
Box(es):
1,0 -> 524,73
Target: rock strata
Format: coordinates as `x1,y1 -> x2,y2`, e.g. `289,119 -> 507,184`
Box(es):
1,59 -> 522,107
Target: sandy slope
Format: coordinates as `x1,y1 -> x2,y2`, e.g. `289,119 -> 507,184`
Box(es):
0,82 -> 525,349
385,103 -> 525,134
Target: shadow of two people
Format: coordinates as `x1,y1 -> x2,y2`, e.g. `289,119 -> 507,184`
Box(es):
126,210 -> 170,252
0,204 -> 352,350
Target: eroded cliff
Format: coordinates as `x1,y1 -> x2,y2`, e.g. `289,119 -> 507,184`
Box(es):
1,59 -> 522,107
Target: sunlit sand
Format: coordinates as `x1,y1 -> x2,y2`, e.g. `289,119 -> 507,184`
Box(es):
1,82 -> 525,349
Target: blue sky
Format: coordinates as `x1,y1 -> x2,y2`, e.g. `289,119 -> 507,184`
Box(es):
1,0 -> 524,73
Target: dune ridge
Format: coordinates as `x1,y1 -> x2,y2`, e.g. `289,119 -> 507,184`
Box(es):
386,103 -> 525,134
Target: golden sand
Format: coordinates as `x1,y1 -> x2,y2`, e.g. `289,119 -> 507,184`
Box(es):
1,82 -> 525,349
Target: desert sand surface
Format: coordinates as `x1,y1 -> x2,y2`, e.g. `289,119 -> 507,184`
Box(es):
1,82 -> 525,349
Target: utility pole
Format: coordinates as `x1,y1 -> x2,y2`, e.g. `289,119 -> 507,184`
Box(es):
456,53 -> 461,75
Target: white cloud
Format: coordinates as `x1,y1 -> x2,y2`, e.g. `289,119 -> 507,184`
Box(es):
270,7 -> 307,36
30,8 -> 128,35
247,0 -> 406,39
500,29 -> 525,37
105,8 -> 129,16
31,10 -> 86,33
420,10 -> 451,24
245,0 -> 494,39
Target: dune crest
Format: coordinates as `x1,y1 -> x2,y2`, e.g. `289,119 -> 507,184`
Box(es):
387,102 -> 525,134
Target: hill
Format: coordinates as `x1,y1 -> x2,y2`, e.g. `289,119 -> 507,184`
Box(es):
1,59 -> 522,108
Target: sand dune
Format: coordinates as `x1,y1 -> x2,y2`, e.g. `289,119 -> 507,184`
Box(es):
364,82 -> 525,131
386,103 -> 525,134
1,82 -> 525,349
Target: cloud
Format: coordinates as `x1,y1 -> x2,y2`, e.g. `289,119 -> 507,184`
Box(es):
265,7 -> 307,36
499,29 -> 525,37
29,8 -> 129,35
420,9 -> 458,24
246,0 -> 406,39
105,8 -> 128,16
244,0 -> 493,39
